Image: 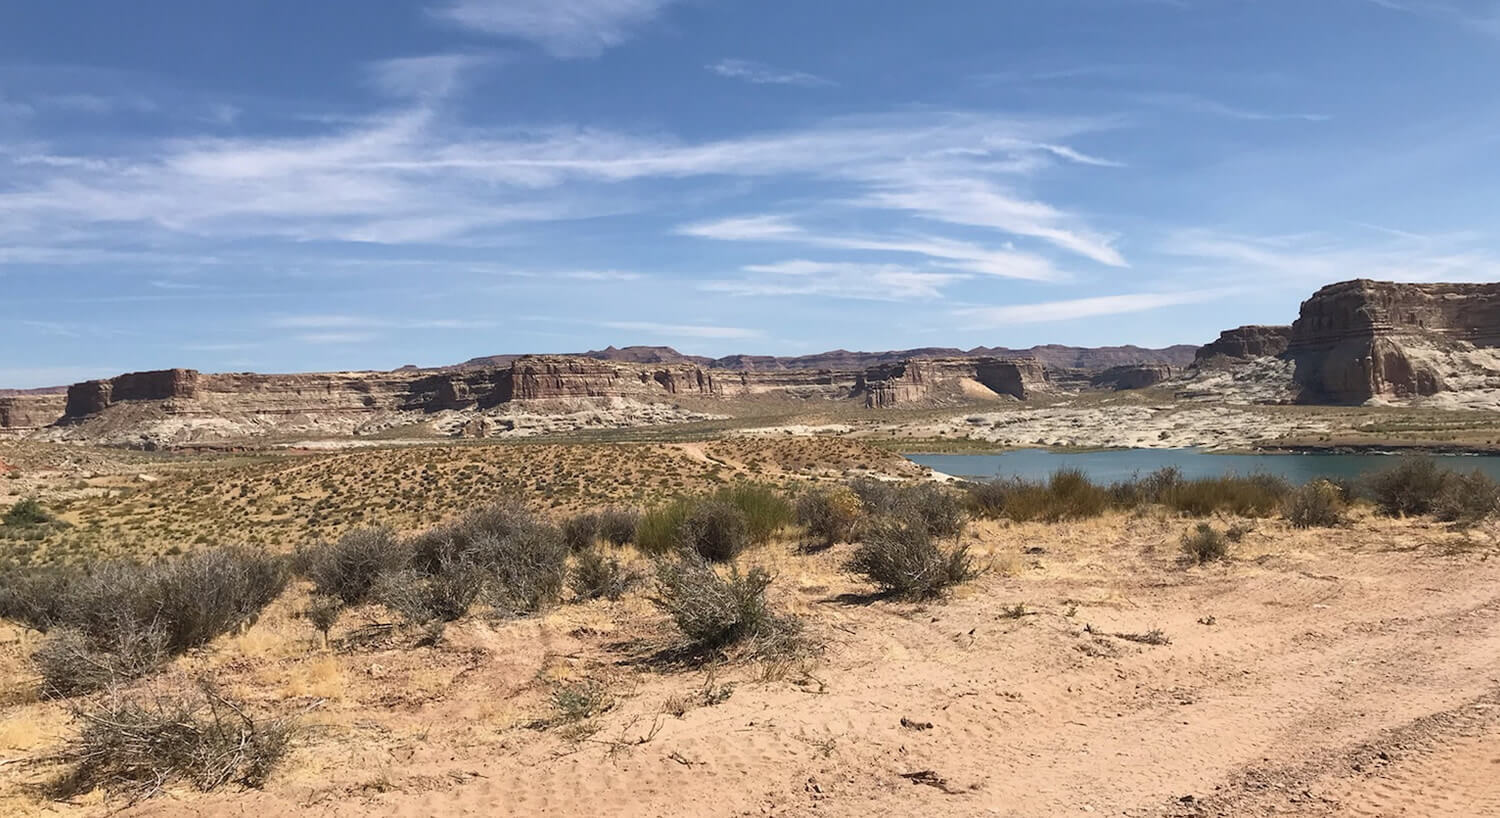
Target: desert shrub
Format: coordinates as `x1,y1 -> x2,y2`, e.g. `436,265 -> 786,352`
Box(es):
303,595 -> 342,643
969,469 -> 1109,523
851,479 -> 966,537
562,512 -> 601,552
635,499 -> 695,556
796,486 -> 863,548
373,558 -> 486,625
1433,470 -> 1500,528
651,555 -> 796,653
3,497 -> 51,527
898,482 -> 968,538
1366,457 -> 1449,517
34,625 -> 169,698
679,500 -> 751,563
0,564 -> 71,628
469,530 -> 570,616
297,527 -> 409,605
1181,522 -> 1229,564
1040,468 -> 1111,520
49,684 -> 294,800
570,546 -> 641,602
146,547 -> 288,655
596,508 -> 640,546
711,484 -> 794,545
403,503 -> 568,618
408,501 -> 552,572
1284,479 -> 1348,528
845,517 -> 975,599
9,548 -> 285,694
1158,473 -> 1290,517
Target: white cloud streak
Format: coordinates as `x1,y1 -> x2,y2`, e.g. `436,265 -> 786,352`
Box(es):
1135,92 -> 1330,122
1161,229 -> 1500,285
703,260 -> 967,301
0,108 -> 1123,269
956,289 -> 1237,326
433,0 -> 680,57
678,216 -> 1072,282
368,54 -> 494,99
708,59 -> 835,88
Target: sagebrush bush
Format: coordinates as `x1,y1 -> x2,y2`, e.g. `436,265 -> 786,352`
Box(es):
711,484 -> 793,545
851,479 -> 966,537
679,500 -> 751,563
466,529 -> 569,617
3,497 -> 52,527
50,684 -> 293,800
845,517 -> 975,599
297,527 -> 409,605
34,625 -> 169,699
1433,470 -> 1500,528
636,499 -> 694,555
20,547 -> 288,694
1367,457 -> 1449,517
563,513 -> 601,552
374,559 -> 486,626
404,503 -> 568,618
570,546 -> 641,602
796,486 -> 863,548
1284,479 -> 1348,528
596,508 -> 640,547
651,556 -> 796,653
1181,522 -> 1229,564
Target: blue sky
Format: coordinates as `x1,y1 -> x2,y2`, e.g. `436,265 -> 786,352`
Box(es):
4,0 -> 1500,387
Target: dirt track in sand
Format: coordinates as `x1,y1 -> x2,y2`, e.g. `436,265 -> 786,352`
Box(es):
5,514 -> 1499,818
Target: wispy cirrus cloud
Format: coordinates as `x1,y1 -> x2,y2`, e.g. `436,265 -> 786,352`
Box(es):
1361,0 -> 1500,37
679,215 -> 1072,282
956,289 -> 1237,326
367,54 -> 497,100
1135,92 -> 1330,122
702,260 -> 967,301
0,107 -> 1122,270
602,321 -> 762,339
1161,229 -> 1500,285
708,59 -> 835,88
433,0 -> 681,58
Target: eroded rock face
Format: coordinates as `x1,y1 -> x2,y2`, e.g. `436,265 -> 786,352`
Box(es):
1287,280 -> 1500,402
507,356 -> 717,401
0,394 -> 67,429
1091,364 -> 1174,391
1196,326 -> 1292,362
856,358 -> 1047,408
64,369 -> 200,419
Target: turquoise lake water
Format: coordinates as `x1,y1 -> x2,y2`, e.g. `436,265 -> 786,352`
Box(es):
904,449 -> 1500,484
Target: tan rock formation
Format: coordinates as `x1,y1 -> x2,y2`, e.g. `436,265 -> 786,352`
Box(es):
1288,280 -> 1500,403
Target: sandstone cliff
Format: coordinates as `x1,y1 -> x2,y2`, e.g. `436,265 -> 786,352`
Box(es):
1287,280 -> 1500,403
1180,279 -> 1500,406
1090,364 -> 1174,391
856,358 -> 1048,408
1195,326 -> 1292,362
0,394 -> 67,430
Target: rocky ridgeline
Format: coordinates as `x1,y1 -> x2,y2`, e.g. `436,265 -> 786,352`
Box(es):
1,354 -> 1065,445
